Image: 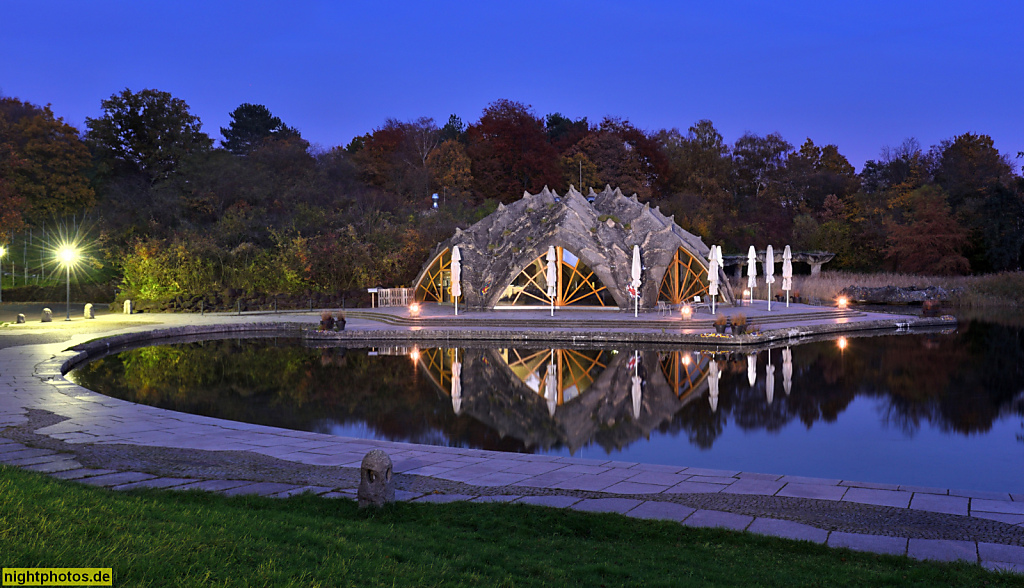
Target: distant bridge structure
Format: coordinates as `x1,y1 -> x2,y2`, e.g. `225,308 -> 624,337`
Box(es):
720,251 -> 835,279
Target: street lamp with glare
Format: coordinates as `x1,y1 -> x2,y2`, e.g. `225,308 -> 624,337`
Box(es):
58,245 -> 79,321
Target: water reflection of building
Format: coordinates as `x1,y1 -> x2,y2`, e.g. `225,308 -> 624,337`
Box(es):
416,346 -> 713,453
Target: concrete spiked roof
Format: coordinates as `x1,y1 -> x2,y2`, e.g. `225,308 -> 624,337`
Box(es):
414,185 -> 735,309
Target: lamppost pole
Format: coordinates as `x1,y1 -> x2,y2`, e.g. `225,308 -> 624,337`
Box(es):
0,245 -> 5,305
65,262 -> 71,321
58,245 -> 77,322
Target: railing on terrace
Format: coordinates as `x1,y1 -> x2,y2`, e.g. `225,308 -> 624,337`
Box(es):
377,287 -> 414,307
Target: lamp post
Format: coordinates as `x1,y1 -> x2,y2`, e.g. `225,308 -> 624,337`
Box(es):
58,245 -> 78,321
0,245 -> 5,304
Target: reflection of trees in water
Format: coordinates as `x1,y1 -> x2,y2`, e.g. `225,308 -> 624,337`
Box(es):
72,321 -> 1024,453
73,339 -> 529,452
670,321 -> 1023,448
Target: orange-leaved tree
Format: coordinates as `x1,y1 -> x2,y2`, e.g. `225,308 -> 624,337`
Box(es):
885,186 -> 970,275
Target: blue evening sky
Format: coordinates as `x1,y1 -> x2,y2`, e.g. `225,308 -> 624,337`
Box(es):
2,0 -> 1021,171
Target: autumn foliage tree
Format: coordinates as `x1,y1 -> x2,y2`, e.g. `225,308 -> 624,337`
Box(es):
466,100 -> 561,203
427,139 -> 473,199
885,186 -> 970,275
0,114 -> 28,237
0,97 -> 94,223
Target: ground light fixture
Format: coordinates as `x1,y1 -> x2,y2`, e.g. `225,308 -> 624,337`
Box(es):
680,305 -> 693,320
837,296 -> 849,309
57,244 -> 79,321
409,302 -> 421,317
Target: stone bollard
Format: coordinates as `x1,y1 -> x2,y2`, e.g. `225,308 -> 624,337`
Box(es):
84,303 -> 95,319
357,449 -> 394,508
16,314 -> 25,324
123,299 -> 133,314
41,308 -> 52,322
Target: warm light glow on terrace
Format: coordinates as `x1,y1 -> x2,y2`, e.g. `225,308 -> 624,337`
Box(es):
837,296 -> 849,309
409,302 -> 421,317
680,305 -> 693,320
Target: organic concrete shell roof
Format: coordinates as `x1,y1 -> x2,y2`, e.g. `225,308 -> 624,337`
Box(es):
414,185 -> 735,309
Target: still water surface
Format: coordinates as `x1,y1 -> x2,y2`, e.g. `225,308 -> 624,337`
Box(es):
69,321 -> 1024,492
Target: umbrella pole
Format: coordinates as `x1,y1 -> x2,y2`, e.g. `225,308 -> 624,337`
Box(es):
786,291 -> 790,307
550,295 -> 554,317
455,297 -> 458,316
711,296 -> 715,315
768,284 -> 771,312
634,296 -> 637,318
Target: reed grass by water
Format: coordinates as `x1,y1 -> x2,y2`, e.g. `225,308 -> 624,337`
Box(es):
732,271 -> 1024,309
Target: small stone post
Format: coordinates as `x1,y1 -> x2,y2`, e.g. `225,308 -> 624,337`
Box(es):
84,303 -> 94,319
41,308 -> 52,322
357,449 -> 394,508
123,299 -> 133,314
16,313 -> 25,324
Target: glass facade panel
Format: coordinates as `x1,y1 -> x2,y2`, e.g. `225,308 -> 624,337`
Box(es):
496,247 -> 615,307
658,247 -> 710,305
414,249 -> 452,303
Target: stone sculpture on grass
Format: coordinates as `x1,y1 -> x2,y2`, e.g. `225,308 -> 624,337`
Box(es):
357,449 -> 394,508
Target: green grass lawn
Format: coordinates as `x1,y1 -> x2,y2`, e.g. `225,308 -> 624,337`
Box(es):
0,466 -> 1017,587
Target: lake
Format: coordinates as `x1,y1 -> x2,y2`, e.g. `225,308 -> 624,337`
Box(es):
68,319 -> 1024,493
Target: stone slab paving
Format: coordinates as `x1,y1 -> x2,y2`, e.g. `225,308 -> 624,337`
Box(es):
842,487 -> 914,509
828,532 -> 908,556
908,539 -> 978,563
571,498 -> 644,515
748,518 -> 829,543
113,477 -> 198,491
683,510 -> 754,531
626,501 -> 696,522
0,311 -> 1021,574
517,495 -> 581,508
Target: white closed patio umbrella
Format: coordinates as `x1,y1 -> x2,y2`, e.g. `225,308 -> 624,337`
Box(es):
545,349 -> 558,416
546,246 -> 557,317
765,349 -> 775,405
782,346 -> 793,395
764,244 -> 775,312
782,245 -> 793,307
631,245 -> 642,317
451,246 -> 462,316
747,353 -> 757,387
708,359 -> 720,412
707,246 -> 720,315
451,350 -> 462,414
746,246 -> 757,305
631,374 -> 643,420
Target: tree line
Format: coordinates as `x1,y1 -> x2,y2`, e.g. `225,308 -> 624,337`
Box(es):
1,89 -> 1022,303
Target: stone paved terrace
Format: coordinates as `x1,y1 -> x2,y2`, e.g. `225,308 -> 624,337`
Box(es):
1,303 -> 1021,574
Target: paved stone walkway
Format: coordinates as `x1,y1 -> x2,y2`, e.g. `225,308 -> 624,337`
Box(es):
1,306 -> 1021,574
